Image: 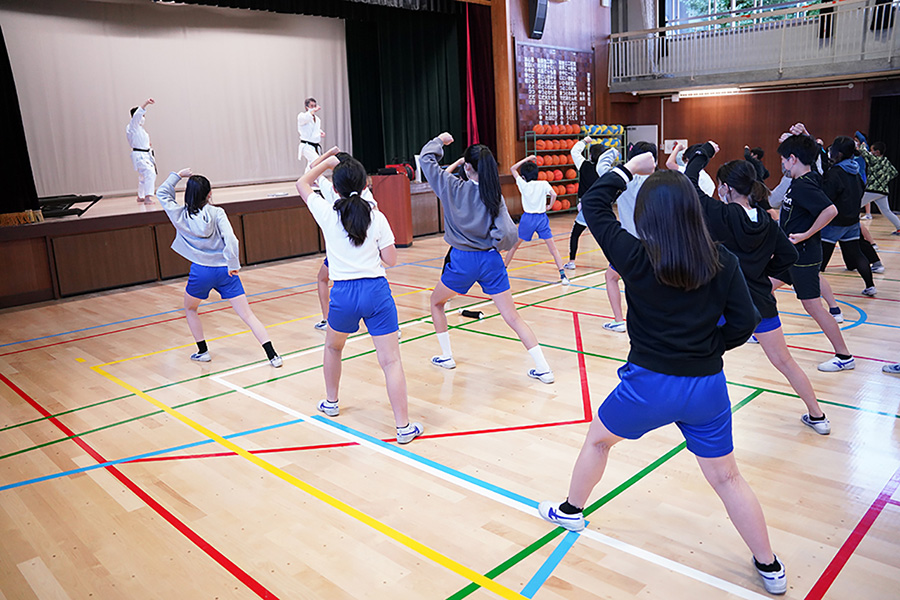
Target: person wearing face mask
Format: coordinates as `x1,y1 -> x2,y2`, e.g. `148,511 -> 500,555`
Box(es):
126,97 -> 157,203
685,142 -> 831,435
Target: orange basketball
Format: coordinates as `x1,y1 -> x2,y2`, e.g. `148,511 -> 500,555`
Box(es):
566,183 -> 578,194
556,185 -> 565,195
537,140 -> 547,150
566,169 -> 577,180
550,124 -> 559,135
534,124 -> 545,135
553,169 -> 563,181
551,200 -> 563,211
537,171 -> 546,181
561,154 -> 570,165
561,199 -> 571,210
534,155 -> 544,166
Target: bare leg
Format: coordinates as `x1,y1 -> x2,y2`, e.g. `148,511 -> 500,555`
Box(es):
323,327 -> 349,403
504,239 -> 523,267
696,453 -> 775,565
566,417 -> 624,507
183,292 -> 205,342
229,294 -> 270,345
605,268 -> 624,322
429,281 -> 458,335
755,327 -> 824,417
316,262 -> 330,321
819,275 -> 839,311
543,238 -> 565,271
490,289 -> 538,350
371,332 -> 409,427
800,297 -> 850,355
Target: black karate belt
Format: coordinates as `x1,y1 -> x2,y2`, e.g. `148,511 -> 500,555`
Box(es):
300,140 -> 321,153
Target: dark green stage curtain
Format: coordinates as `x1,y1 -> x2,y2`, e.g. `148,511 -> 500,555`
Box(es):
346,11 -> 464,171
868,95 -> 900,211
0,25 -> 39,214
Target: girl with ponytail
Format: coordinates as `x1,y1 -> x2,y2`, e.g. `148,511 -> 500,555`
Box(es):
419,132 -> 555,384
682,142 -> 831,435
296,156 -> 423,445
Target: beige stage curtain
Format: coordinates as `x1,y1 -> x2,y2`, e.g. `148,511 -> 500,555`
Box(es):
0,0 -> 350,197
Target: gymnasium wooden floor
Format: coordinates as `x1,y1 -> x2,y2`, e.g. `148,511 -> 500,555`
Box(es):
1,213 -> 898,599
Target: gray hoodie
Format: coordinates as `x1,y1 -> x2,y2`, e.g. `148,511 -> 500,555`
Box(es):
419,137 -> 516,251
156,172 -> 240,272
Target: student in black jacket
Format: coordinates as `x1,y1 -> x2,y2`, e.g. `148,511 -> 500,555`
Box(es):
685,142 -> 830,435
771,132 -> 854,373
538,152 -> 787,596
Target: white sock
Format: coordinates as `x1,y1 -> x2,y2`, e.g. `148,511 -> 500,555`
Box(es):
528,346 -> 551,373
437,331 -> 452,357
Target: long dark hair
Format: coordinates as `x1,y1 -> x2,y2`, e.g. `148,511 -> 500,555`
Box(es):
634,171 -> 721,291
829,136 -> 856,163
464,144 -> 501,219
332,157 -> 372,247
716,160 -> 770,209
185,175 -> 211,216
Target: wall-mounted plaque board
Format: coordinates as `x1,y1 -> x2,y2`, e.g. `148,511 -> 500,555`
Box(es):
515,41 -> 594,139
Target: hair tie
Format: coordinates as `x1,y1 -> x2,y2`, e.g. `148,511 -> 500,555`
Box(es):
349,191 -> 360,197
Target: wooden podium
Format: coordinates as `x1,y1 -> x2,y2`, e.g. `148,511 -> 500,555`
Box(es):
370,174 -> 413,247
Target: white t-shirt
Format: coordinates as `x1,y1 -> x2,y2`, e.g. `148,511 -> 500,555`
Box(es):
307,192 -> 395,281
515,177 -> 553,214
316,175 -> 377,208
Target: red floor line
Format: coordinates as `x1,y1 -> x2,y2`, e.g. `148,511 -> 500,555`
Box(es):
784,344 -> 889,363
573,313 -> 593,421
127,419 -> 592,465
803,465 -> 900,600
0,372 -> 281,600
1,289 -> 314,357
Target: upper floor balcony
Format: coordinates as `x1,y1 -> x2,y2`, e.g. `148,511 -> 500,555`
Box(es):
609,0 -> 900,93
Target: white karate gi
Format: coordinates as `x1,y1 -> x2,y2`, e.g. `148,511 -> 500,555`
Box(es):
297,109 -> 323,172
126,107 -> 156,198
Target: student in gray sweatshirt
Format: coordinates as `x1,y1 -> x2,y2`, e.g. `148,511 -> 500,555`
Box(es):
156,169 -> 282,367
419,133 -> 555,384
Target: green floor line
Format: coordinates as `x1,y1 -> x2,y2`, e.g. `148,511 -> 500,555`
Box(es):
446,389 -> 763,600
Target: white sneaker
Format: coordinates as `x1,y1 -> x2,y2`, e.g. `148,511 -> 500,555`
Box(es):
882,363 -> 900,375
563,261 -> 576,270
317,399 -> 339,417
528,369 -> 555,384
431,355 -> 456,369
190,351 -> 211,362
747,334 -> 759,344
560,275 -> 570,286
753,556 -> 787,595
538,501 -> 585,531
801,413 -> 831,435
861,214 -> 873,220
603,321 -> 626,333
862,286 -> 877,297
269,355 -> 283,368
871,261 -> 884,274
817,356 -> 855,372
829,309 -> 844,323
396,422 -> 423,444
314,319 -> 328,331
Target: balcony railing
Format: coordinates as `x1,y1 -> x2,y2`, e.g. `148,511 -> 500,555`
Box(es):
609,0 -> 900,91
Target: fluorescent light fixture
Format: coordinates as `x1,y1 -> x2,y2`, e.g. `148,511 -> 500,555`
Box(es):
677,87 -> 742,98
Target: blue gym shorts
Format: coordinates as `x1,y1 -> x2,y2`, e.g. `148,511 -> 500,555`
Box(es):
820,223 -> 860,245
755,315 -> 781,334
598,363 -> 733,458
328,276 -> 399,336
518,212 -> 553,241
441,247 -> 510,296
186,264 -> 245,300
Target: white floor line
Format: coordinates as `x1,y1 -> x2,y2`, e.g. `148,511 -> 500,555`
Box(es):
211,375 -> 769,600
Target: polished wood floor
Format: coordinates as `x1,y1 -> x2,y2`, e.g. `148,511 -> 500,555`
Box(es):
1,213 -> 898,600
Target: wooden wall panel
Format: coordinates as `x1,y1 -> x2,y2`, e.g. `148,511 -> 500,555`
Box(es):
0,238 -> 54,308
410,188 -> 442,237
242,207 -> 320,264
52,228 -> 158,296
609,80 -> 900,177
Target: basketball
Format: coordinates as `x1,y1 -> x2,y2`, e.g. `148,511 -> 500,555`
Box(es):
553,169 -> 563,181
561,199 -> 570,209
551,200 -> 562,211
534,155 -> 544,166
534,124 -> 545,135
566,169 -> 577,180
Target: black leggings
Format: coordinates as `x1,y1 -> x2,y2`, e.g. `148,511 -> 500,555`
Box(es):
842,237 -> 881,268
569,222 -> 588,261
822,239 -> 873,288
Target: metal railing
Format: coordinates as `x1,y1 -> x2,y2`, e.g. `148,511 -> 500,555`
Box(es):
610,0 -> 899,86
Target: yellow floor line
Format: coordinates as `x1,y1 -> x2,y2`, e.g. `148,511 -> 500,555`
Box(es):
90,365 -> 526,599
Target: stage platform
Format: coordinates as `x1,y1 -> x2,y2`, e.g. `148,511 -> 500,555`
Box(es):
0,177 -> 443,308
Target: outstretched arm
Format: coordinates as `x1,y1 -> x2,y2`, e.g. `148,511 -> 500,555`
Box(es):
510,155 -> 537,179
296,156 -> 340,203
666,141 -> 685,171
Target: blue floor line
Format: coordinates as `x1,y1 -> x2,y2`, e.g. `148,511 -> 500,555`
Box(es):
521,530 -> 582,598
0,419 -> 303,492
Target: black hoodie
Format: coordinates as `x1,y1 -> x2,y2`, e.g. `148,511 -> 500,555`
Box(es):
581,166 -> 759,377
686,144 -> 798,320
